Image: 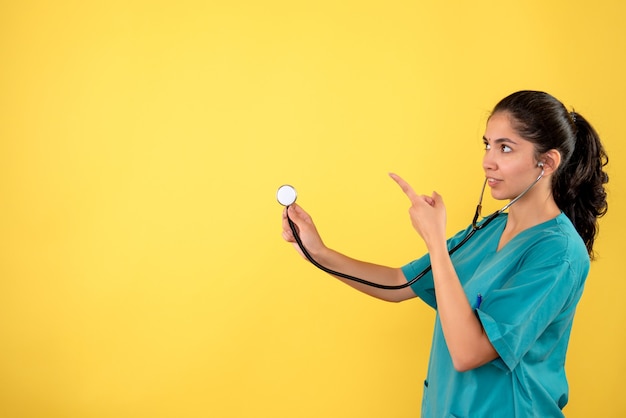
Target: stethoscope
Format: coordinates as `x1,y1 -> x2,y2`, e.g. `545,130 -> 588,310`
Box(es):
278,163 -> 545,290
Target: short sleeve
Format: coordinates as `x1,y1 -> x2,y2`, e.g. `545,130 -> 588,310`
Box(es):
402,254 -> 435,308
401,224 -> 477,309
476,238 -> 587,371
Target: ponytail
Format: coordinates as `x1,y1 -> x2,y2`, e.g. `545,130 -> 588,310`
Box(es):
552,112 -> 609,259
492,91 -> 609,259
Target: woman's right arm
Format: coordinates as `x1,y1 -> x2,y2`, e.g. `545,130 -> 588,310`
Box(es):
281,204 -> 417,303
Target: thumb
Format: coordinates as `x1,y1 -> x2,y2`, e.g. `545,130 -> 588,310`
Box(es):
431,191 -> 444,205
287,204 -> 309,225
286,204 -> 300,223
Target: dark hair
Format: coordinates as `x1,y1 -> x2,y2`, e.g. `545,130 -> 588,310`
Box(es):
491,90 -> 609,259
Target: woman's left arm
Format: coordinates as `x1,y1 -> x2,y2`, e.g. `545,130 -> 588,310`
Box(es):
390,173 -> 499,372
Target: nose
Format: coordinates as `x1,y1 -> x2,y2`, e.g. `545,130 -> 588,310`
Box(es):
482,149 -> 496,172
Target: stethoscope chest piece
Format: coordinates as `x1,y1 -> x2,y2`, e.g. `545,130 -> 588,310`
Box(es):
277,185 -> 297,206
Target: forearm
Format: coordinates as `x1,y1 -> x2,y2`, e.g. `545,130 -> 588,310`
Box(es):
428,241 -> 498,371
313,246 -> 416,303
282,204 -> 415,302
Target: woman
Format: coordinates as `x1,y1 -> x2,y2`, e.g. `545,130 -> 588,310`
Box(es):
281,90 -> 608,417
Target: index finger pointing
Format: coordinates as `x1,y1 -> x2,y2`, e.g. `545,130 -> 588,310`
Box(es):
389,172 -> 419,201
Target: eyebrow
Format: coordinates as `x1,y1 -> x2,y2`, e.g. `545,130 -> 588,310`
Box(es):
482,136 -> 518,145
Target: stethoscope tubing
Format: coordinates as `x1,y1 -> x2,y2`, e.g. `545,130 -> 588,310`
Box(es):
286,168 -> 544,290
286,207 -> 493,289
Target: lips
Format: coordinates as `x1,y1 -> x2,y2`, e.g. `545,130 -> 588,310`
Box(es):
487,177 -> 501,187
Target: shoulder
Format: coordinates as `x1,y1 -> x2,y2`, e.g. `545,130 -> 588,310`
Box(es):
522,213 -> 590,274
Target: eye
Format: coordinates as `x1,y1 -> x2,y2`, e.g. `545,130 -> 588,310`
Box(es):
501,144 -> 512,153
483,140 -> 491,150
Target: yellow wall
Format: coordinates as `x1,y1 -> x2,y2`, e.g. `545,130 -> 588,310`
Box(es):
1,1 -> 624,417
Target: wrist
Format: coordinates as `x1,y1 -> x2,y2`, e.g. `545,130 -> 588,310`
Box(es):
426,237 -> 448,257
309,243 -> 331,263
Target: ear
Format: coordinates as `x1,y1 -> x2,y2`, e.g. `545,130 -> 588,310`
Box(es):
539,149 -> 562,175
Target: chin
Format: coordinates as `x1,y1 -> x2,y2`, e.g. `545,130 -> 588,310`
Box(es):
491,189 -> 508,200
489,190 -> 509,201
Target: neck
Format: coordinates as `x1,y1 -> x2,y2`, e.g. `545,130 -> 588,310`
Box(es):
505,187 -> 560,230
496,186 -> 560,252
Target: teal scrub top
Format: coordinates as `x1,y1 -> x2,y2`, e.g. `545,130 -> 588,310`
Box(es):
402,213 -> 589,417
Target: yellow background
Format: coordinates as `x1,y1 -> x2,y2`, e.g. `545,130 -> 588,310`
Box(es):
1,1 -> 624,417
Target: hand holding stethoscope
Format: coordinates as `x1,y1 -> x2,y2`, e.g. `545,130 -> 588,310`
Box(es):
281,203 -> 327,262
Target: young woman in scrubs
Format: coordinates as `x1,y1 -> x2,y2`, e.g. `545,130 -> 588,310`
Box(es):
280,90 -> 609,417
